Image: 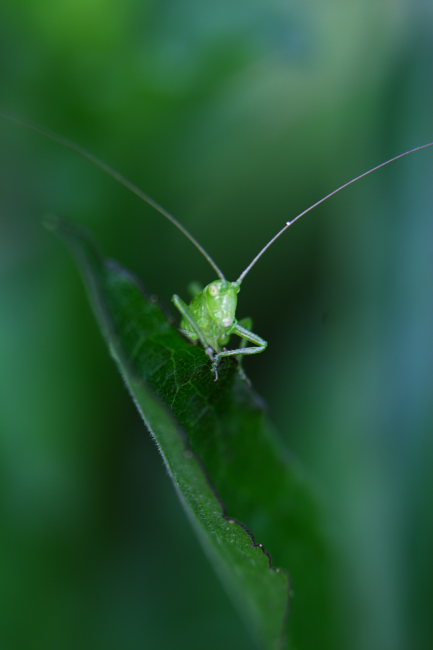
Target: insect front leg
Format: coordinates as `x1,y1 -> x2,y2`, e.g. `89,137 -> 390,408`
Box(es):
212,321 -> 267,380
172,294 -> 216,361
237,317 -> 253,353
233,317 -> 255,382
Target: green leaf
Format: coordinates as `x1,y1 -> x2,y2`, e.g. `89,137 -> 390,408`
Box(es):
51,218 -> 338,650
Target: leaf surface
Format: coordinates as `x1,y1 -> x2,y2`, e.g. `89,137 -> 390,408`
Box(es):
51,219 -> 337,650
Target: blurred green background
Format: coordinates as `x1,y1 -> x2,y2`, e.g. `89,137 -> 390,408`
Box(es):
1,1 -> 433,649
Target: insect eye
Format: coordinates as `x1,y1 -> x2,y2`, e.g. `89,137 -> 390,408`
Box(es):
208,284 -> 218,297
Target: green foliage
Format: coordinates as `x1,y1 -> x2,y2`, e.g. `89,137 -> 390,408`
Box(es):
2,3 -> 433,648
52,217 -> 338,650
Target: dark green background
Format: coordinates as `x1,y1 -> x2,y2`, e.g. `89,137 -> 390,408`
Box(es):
1,2 -> 432,649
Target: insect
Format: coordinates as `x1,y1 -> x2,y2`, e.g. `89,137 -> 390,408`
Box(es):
2,113 -> 433,379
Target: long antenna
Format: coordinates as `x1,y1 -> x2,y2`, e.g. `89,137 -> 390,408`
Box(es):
0,112 -> 226,281
237,141 -> 433,284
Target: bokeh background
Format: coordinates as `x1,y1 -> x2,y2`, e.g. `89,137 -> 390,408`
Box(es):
1,1 -> 433,649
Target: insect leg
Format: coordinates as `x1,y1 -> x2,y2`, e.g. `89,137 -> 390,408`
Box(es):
212,322 -> 267,379
233,317 -> 254,383
227,322 -> 267,357
237,318 -> 253,352
171,294 -> 215,359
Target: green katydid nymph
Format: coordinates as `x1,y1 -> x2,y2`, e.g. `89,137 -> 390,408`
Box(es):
3,113 -> 433,379
173,279 -> 263,380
